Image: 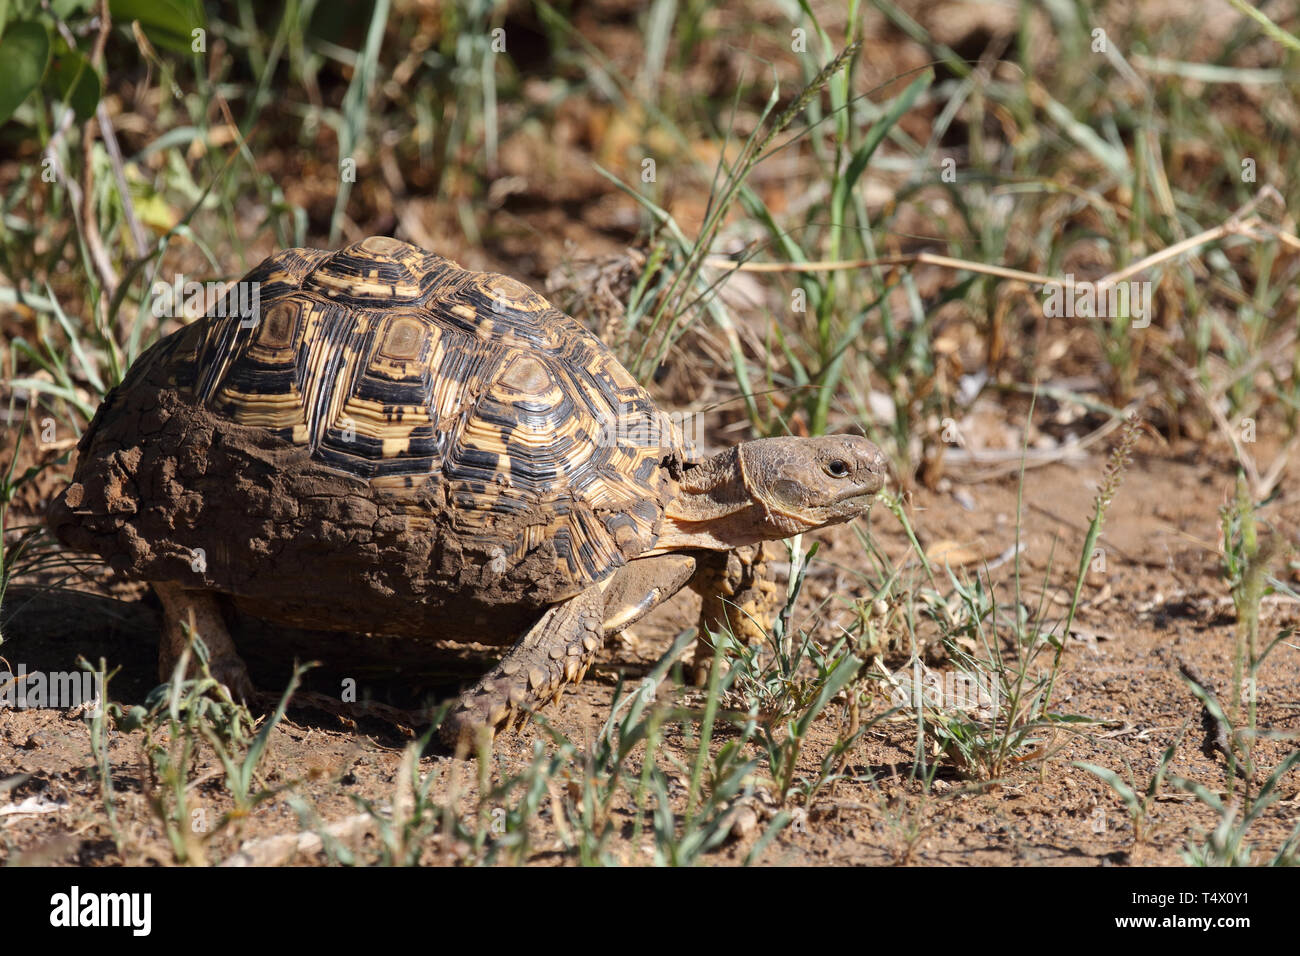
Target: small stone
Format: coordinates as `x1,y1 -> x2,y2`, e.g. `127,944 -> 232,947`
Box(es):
727,805 -> 759,840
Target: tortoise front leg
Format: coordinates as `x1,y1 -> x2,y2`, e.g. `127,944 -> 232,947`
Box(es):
441,585 -> 605,748
689,542 -> 784,687
153,581 -> 255,701
601,553 -> 696,635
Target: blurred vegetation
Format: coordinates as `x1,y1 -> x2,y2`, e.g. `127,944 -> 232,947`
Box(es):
0,0 -> 1295,450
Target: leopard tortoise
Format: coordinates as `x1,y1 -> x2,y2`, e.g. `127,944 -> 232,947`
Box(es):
50,236 -> 887,743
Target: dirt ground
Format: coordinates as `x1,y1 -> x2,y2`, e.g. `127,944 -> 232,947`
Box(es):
3,427 -> 1298,866
2,0 -> 1299,868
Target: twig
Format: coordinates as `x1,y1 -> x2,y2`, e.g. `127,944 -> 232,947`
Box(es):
1176,658 -> 1243,779
1173,353 -> 1295,499
943,391 -> 1151,483
97,101 -> 149,257
703,188 -> 1296,291
78,1 -> 119,312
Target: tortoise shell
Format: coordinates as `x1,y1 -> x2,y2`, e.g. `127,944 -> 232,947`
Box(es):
53,237 -> 682,639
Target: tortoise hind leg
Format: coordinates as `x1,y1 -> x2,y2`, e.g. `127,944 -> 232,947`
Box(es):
154,581 -> 254,701
441,585 -> 605,748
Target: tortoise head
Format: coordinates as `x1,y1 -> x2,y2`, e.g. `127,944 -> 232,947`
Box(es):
657,434 -> 888,550
737,435 -> 887,536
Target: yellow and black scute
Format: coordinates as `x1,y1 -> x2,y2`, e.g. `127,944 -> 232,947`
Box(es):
51,238 -> 682,637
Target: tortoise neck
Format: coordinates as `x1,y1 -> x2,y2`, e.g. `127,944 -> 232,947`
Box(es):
673,447 -> 753,517
653,447 -> 764,551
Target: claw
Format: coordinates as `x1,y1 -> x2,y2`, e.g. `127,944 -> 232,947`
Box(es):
442,588 -> 604,748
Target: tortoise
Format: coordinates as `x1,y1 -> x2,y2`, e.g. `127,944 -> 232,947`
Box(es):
49,236 -> 887,743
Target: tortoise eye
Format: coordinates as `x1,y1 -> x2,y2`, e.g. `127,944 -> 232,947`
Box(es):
825,459 -> 850,478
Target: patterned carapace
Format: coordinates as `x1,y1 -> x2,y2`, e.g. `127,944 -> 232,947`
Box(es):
138,236 -> 679,588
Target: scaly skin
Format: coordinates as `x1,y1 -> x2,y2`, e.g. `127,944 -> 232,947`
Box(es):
599,553 -> 697,633
439,585 -> 606,748
155,581 -> 255,701
689,542 -> 784,686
